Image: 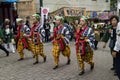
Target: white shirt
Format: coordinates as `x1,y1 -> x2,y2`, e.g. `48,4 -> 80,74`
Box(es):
5,28 -> 10,34
114,22 -> 120,52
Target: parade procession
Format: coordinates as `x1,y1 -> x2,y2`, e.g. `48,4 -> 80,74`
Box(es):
0,0 -> 120,80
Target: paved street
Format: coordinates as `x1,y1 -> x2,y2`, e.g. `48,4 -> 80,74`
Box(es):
0,42 -> 119,80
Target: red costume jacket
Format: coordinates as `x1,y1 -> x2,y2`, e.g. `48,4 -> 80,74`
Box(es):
76,26 -> 88,56
53,25 -> 65,51
29,23 -> 41,45
16,25 -> 28,48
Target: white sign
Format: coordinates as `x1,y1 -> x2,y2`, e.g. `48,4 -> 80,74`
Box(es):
41,7 -> 49,25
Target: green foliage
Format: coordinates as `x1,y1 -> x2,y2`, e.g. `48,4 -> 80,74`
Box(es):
110,0 -> 117,11
64,16 -> 81,22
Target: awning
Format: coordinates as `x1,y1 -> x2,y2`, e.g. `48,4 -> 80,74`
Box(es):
92,11 -> 98,18
0,0 -> 18,2
98,13 -> 109,20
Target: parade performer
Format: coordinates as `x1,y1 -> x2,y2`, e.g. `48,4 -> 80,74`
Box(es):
75,16 -> 95,75
16,18 -> 30,61
29,14 -> 46,65
52,16 -> 71,69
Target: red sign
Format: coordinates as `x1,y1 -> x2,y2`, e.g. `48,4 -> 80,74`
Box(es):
42,9 -> 48,15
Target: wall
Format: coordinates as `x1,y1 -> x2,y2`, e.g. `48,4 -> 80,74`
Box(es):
43,0 -> 110,12
17,0 -> 37,25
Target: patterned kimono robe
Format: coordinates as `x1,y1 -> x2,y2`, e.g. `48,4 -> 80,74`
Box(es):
76,26 -> 95,71
29,23 -> 46,62
52,24 -> 71,66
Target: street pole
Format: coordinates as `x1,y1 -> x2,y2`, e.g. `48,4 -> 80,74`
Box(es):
117,0 -> 120,20
40,0 -> 43,7
40,0 -> 43,14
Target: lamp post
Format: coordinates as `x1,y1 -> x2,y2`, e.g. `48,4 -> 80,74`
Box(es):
117,0 -> 120,20
40,0 -> 43,14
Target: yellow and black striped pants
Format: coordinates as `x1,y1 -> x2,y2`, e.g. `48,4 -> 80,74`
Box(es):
52,42 -> 71,66
76,44 -> 94,71
32,43 -> 46,62
17,39 -> 24,59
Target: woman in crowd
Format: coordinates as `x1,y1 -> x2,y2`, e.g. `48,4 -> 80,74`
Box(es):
112,22 -> 120,79
102,15 -> 119,75
3,24 -> 15,53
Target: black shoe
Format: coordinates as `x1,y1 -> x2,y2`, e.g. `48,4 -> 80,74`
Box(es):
110,67 -> 115,70
94,48 -> 97,50
33,61 -> 39,65
6,52 -> 9,56
53,65 -> 58,70
44,56 -> 46,62
18,58 -> 24,61
91,63 -> 94,70
79,71 -> 85,75
66,59 -> 71,65
114,72 -> 117,76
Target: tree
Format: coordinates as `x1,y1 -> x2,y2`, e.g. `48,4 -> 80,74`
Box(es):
110,0 -> 117,11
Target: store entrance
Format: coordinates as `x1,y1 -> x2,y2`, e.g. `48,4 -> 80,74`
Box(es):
0,2 -> 17,26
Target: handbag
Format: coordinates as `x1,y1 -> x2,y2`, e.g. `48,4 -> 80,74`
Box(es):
109,40 -> 114,48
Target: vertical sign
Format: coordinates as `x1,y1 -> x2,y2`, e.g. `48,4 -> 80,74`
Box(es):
41,7 -> 49,25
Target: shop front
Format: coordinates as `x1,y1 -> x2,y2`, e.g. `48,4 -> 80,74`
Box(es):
0,0 -> 18,25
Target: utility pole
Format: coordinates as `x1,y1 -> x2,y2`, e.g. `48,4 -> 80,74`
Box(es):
39,0 -> 43,14
117,0 -> 120,20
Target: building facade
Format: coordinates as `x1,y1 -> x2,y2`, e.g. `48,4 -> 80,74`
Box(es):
0,0 -> 18,25
43,0 -> 110,12
17,0 -> 37,20
16,0 -> 110,20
